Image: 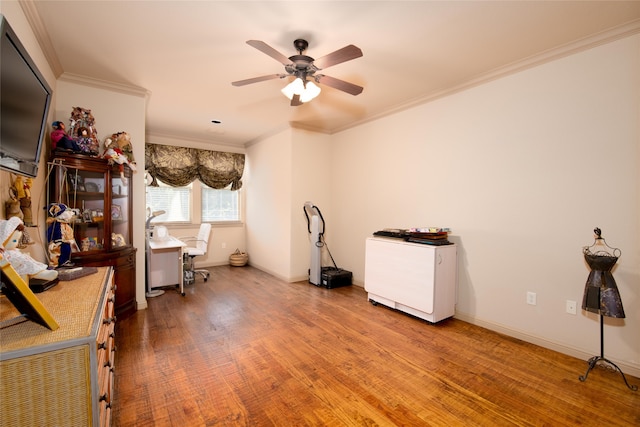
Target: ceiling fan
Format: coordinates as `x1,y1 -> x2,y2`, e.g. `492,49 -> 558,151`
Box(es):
231,39 -> 363,106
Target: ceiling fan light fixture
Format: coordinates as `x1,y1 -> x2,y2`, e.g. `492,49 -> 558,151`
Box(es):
300,80 -> 321,103
235,39 -> 363,103
282,78 -> 321,103
281,77 -> 305,100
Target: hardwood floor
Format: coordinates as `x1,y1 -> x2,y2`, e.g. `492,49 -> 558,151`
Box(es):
113,265 -> 639,426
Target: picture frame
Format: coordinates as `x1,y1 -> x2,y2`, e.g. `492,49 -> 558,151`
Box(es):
111,204 -> 122,220
0,257 -> 59,330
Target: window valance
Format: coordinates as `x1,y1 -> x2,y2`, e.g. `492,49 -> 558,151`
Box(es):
144,143 -> 245,190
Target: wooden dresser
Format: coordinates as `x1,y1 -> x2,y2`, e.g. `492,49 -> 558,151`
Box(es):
0,267 -> 116,427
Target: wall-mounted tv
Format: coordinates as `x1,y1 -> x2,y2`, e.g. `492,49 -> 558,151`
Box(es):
0,14 -> 52,178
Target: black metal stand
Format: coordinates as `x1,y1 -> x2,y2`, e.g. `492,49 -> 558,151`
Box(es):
579,314 -> 637,391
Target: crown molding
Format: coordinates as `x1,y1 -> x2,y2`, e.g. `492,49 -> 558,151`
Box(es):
58,72 -> 150,99
332,18 -> 640,135
289,122 -> 330,135
19,0 -> 63,77
19,1 -> 149,99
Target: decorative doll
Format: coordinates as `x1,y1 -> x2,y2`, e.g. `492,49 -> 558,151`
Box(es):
5,187 -> 23,221
69,107 -> 100,155
103,132 -> 137,184
51,121 -> 82,152
0,217 -> 58,282
46,203 -> 80,267
12,175 -> 34,226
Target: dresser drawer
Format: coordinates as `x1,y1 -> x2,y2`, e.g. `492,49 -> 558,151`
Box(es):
1,267 -> 116,427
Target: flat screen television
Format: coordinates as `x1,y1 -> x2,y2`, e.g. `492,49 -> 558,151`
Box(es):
0,14 -> 52,178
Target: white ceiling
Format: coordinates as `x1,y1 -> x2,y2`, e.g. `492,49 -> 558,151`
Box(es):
24,1 -> 640,148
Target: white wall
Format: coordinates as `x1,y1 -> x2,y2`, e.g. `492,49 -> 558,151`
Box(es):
54,78 -> 147,310
246,128 -> 332,282
245,129 -> 294,280
329,35 -> 639,376
290,130 -> 332,281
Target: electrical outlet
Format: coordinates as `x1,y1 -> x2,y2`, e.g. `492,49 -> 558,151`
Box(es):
527,292 -> 537,306
221,242 -> 227,249
566,300 -> 577,315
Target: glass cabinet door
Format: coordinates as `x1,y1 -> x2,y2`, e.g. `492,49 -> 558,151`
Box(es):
70,169 -> 107,252
110,176 -> 131,249
50,154 -> 133,254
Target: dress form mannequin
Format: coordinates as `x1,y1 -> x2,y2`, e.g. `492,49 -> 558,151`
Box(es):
578,228 -> 636,391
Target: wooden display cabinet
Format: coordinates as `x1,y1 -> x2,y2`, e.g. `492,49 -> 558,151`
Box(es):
49,153 -> 136,318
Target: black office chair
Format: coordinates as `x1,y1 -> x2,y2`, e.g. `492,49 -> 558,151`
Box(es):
179,223 -> 211,285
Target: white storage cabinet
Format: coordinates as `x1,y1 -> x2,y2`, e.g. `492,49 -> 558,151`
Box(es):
364,237 -> 457,323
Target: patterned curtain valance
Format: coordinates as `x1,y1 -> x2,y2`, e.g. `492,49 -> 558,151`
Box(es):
145,143 -> 245,190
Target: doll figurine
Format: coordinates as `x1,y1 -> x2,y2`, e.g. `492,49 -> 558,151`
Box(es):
51,121 -> 82,152
4,187 -> 23,221
12,176 -> 34,226
46,203 -> 80,267
0,217 -> 58,282
103,134 -> 137,185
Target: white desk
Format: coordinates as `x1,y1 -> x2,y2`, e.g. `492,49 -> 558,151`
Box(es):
148,236 -> 186,296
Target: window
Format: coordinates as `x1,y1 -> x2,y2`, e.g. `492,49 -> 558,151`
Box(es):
146,180 -> 191,223
146,179 -> 241,224
202,184 -> 239,222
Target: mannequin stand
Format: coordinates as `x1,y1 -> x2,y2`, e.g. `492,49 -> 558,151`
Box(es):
579,314 -> 637,391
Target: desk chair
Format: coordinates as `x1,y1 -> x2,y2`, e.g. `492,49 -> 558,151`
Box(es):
179,223 -> 211,285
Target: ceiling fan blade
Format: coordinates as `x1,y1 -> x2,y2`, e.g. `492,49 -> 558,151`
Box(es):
291,94 -> 303,107
313,45 -> 363,69
232,74 -> 285,86
316,75 -> 363,96
246,40 -> 291,65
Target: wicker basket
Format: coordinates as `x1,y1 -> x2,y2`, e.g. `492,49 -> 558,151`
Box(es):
229,249 -> 248,267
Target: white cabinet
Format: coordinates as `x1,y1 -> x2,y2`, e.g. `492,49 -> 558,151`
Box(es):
364,237 -> 457,323
148,237 -> 185,291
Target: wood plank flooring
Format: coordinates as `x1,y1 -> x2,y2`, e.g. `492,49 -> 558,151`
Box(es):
113,265 -> 639,426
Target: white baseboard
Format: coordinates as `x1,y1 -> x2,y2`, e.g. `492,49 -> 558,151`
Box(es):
454,312 -> 640,379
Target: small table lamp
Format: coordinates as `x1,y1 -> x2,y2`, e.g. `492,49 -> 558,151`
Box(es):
579,228 -> 637,391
